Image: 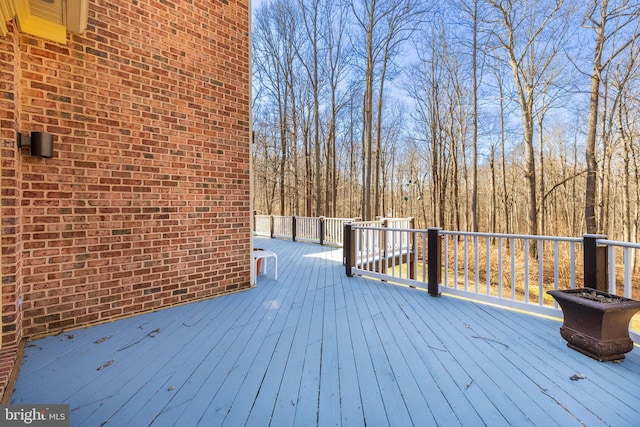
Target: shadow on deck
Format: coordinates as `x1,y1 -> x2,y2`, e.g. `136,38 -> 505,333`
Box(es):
10,237 -> 640,426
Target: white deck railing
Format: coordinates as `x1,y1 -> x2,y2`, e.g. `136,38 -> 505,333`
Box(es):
439,231 -> 583,316
323,218 -> 352,245
273,215 -> 294,239
254,215 -> 271,236
345,226 -> 640,335
601,239 -> 640,299
255,214 -> 640,338
350,226 -> 416,283
254,214 -> 379,246
295,216 -> 319,242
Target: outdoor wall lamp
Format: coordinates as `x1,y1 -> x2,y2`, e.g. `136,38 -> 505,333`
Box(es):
17,131 -> 54,158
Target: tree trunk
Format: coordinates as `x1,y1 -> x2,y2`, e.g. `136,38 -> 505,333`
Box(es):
471,0 -> 479,232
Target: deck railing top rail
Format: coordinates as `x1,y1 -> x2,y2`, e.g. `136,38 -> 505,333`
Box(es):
440,229 -> 584,243
598,238 -> 640,249
253,214 -> 411,247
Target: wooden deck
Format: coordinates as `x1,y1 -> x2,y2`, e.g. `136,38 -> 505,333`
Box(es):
10,237 -> 640,426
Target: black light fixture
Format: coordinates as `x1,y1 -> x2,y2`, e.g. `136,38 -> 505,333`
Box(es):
17,131 -> 54,158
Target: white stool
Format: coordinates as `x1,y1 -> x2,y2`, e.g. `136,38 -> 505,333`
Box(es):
252,249 -> 277,283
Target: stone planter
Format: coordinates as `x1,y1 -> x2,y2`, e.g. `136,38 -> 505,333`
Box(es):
547,288 -> 640,361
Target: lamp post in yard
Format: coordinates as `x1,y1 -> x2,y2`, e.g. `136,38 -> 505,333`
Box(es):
404,179 -> 422,219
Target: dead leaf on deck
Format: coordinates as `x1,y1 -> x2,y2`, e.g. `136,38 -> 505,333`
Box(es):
97,359 -> 114,371
570,373 -> 586,381
94,335 -> 112,344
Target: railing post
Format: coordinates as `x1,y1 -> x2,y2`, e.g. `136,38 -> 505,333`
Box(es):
380,219 -> 388,274
253,210 -> 256,233
319,216 -> 325,246
583,234 -> 608,292
409,218 -> 416,280
270,215 -> 274,239
427,227 -> 441,297
344,223 -> 353,275
410,233 -> 418,280
292,216 -> 297,242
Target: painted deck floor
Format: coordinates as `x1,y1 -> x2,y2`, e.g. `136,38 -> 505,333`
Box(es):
10,237 -> 640,426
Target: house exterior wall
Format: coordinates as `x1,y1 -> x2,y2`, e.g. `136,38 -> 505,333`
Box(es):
0,0 -> 251,397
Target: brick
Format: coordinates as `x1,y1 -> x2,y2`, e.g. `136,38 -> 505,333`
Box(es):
1,0 -> 251,345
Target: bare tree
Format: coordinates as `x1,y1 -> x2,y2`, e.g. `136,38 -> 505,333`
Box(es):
296,0 -> 324,216
583,0 -> 640,233
253,0 -> 302,215
320,0 -> 351,217
408,23 -> 464,228
250,0 -> 640,248
458,0 -> 484,231
485,0 -> 566,241
351,0 -> 428,220
471,0 -> 480,232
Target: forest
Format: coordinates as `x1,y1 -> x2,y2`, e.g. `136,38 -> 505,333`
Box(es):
250,0 -> 640,241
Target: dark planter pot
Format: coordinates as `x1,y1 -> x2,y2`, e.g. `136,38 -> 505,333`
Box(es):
547,288 -> 640,361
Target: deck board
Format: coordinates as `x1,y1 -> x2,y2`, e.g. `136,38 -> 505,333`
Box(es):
317,262 -> 341,427
229,264 -> 310,426
372,281 -> 474,426
462,298 -> 640,426
333,297 -> 365,426
341,277 -> 392,425
361,283 -> 437,425
10,237 -> 640,426
384,281 -> 519,426
462,301 -> 638,426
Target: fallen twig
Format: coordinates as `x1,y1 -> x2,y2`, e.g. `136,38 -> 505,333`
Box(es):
117,328 -> 161,352
471,335 -> 510,350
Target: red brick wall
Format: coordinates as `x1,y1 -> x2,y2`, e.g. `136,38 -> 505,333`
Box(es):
0,19 -> 21,401
1,0 -> 251,351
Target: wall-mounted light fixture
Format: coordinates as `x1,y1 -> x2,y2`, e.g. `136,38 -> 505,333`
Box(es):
17,132 -> 54,158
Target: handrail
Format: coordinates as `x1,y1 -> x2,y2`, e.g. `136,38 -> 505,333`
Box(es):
253,214 -> 408,247
343,224 -> 639,338
439,231 -> 582,309
253,214 -> 639,338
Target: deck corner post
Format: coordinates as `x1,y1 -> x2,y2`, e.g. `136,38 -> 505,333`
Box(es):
407,231 -> 418,280
583,234 -> 608,292
319,216 -> 325,246
410,218 -> 417,280
381,219 -> 389,274
427,227 -> 442,297
270,215 -> 274,239
344,223 -> 354,276
292,216 -> 297,242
